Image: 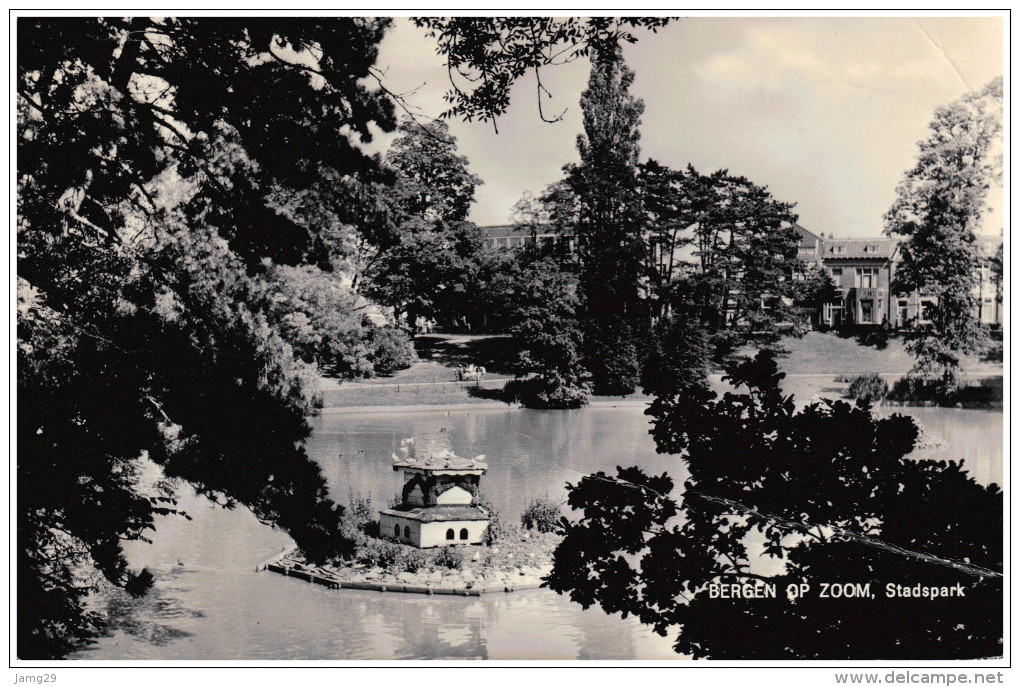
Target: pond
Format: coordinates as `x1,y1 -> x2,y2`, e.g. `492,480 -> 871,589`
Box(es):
74,403 -> 1001,660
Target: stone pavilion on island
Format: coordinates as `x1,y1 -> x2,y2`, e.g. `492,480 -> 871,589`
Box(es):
379,438 -> 490,548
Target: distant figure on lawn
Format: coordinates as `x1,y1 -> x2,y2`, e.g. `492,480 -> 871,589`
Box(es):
455,365 -> 486,382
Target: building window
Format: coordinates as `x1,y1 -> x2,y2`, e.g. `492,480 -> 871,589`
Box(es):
856,267 -> 878,289
446,528 -> 455,540
831,268 -> 842,278
459,528 -> 469,540
920,299 -> 936,323
394,524 -> 400,538
897,300 -> 909,326
403,526 -> 410,539
860,301 -> 874,324
982,298 -> 995,323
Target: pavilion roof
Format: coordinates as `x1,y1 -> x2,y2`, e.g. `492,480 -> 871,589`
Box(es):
390,433 -> 488,472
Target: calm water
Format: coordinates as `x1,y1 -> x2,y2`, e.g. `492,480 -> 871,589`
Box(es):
74,404 -> 1001,660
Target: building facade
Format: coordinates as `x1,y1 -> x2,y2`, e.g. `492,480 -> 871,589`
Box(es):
480,224 -> 574,251
816,237 -> 900,327
480,223 -> 1002,329
799,226 -> 1002,329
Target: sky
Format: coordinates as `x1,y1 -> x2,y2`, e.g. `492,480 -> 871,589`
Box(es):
362,16 -> 1004,238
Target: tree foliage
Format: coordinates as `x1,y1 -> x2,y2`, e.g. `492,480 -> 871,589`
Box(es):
549,350 -> 1002,659
989,243 -> 1003,306
639,161 -> 803,361
885,78 -> 1003,386
17,17 -> 404,657
639,305 -> 712,398
683,170 -> 802,360
413,17 -> 670,128
261,263 -> 414,378
365,118 -> 486,330
569,45 -> 646,395
498,246 -> 591,409
792,261 -> 841,327
638,160 -> 695,321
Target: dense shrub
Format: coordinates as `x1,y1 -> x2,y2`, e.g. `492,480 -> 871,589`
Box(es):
888,374 -> 960,406
521,497 -> 562,533
353,537 -> 402,568
585,317 -> 639,396
889,374 -> 1002,408
432,545 -> 464,570
845,373 -> 889,404
502,376 -> 589,409
348,536 -> 432,572
477,494 -> 520,545
367,325 -> 416,376
953,377 -> 1003,406
401,548 -> 430,573
857,326 -> 890,349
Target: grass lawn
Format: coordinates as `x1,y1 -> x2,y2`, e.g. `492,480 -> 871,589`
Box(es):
766,331 -> 916,375
765,331 -> 1000,376
318,377 -> 509,408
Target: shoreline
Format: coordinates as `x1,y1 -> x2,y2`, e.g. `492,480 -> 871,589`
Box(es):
317,399 -> 650,414
259,544 -> 554,597
317,370 -> 1004,415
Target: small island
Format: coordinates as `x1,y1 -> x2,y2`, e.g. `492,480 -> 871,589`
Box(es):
262,438 -> 561,595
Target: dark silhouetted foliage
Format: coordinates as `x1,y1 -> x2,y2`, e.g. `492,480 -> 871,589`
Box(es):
549,350 -> 1002,659
413,17 -> 670,127
17,17 -> 396,658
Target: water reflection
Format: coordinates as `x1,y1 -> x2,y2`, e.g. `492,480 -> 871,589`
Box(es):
75,403 -> 999,660
308,407 -> 683,519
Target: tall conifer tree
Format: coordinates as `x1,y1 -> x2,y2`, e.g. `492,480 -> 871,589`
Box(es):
568,44 -> 646,395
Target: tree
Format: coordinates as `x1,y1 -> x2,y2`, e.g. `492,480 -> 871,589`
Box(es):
500,247 -> 592,409
548,351 -> 1002,659
260,263 -> 414,378
792,261 -> 841,329
569,44 -> 647,395
682,170 -> 802,361
989,243 -> 1003,309
365,118 -> 485,330
636,162 -> 803,362
17,214 -> 347,658
16,16 -> 669,657
638,160 -> 695,322
17,17 -> 399,657
885,78 -> 1003,389
413,17 -> 670,129
639,304 -> 711,398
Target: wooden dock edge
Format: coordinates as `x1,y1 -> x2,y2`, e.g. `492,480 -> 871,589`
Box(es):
261,558 -> 544,596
